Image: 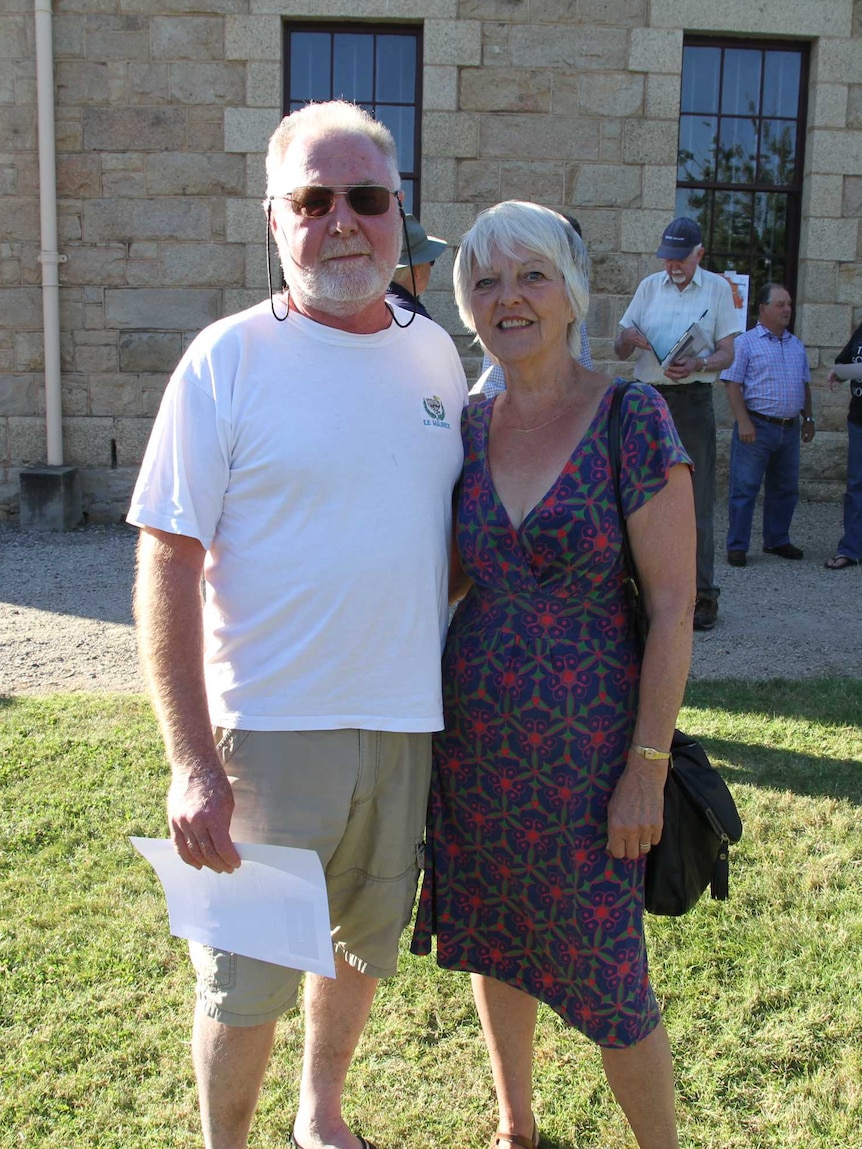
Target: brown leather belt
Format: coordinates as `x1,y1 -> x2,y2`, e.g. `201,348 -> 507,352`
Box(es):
750,411 -> 798,427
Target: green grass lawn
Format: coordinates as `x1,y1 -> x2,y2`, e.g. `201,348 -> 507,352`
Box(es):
2,684 -> 861,1149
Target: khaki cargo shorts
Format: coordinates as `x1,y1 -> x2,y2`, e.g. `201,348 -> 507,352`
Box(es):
189,727 -> 431,1027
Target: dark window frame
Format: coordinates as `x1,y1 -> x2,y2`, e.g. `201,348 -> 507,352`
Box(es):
677,35 -> 810,328
282,22 -> 423,215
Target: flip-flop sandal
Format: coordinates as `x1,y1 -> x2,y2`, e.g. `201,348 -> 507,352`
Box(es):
824,555 -> 859,570
290,1136 -> 378,1149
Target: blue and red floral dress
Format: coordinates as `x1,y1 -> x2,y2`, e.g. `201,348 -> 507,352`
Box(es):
411,382 -> 690,1049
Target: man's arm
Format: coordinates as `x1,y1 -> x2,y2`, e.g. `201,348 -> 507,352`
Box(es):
724,380 -> 756,443
134,527 -> 240,873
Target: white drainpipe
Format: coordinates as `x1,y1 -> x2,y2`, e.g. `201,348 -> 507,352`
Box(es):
34,0 -> 65,465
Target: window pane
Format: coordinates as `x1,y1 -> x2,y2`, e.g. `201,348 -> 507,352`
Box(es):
758,120 -> 796,185
333,34 -> 373,102
678,114 -> 717,181
676,187 -> 712,243
400,180 -> 414,216
290,33 -> 331,102
754,192 -> 787,257
376,105 -> 415,171
763,51 -> 801,118
712,190 -> 752,259
376,35 -> 416,103
681,46 -> 721,113
717,117 -> 757,183
720,48 -> 762,116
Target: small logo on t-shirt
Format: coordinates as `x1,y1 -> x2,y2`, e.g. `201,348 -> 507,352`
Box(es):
422,395 -> 450,429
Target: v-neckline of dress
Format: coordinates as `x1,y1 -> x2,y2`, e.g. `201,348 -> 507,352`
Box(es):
482,384 -> 614,538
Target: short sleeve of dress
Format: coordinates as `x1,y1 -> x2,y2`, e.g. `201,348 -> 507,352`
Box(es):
617,382 -> 692,520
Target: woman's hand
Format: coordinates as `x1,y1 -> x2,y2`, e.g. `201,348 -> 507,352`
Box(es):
606,752 -> 668,860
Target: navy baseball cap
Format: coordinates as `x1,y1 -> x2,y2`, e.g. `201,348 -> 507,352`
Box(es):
656,217 -> 703,259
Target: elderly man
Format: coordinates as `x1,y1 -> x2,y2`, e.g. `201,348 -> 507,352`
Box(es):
127,101 -> 467,1149
721,283 -> 815,566
614,217 -> 741,631
386,212 -> 447,319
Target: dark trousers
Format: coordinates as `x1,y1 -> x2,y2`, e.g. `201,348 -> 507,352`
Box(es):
655,382 -> 717,600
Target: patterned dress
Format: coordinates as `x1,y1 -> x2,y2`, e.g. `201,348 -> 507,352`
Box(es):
411,381 -> 689,1049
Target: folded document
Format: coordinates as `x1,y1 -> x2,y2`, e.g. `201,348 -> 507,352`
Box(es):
635,318 -> 711,370
131,837 -> 336,977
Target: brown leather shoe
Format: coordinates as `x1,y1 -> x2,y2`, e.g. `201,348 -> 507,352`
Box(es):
727,549 -> 746,567
693,595 -> 718,631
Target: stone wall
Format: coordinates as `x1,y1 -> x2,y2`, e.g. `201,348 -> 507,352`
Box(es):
1,0 -> 859,518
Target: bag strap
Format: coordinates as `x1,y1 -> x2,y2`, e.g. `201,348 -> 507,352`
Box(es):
608,382 -> 648,653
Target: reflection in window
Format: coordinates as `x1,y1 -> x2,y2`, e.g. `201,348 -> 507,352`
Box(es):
285,25 -> 421,214
677,38 -> 807,325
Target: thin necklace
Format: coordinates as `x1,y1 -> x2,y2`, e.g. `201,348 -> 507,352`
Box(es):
504,398 -> 578,433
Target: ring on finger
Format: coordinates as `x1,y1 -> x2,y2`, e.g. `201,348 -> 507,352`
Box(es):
639,841 -> 651,852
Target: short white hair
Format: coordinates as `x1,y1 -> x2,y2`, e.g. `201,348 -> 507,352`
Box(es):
265,100 -> 400,196
453,201 -> 590,360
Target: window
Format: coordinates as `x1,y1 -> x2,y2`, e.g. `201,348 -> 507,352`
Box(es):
284,24 -> 422,214
676,38 -> 809,326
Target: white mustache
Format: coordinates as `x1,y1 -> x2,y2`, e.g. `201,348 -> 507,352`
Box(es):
322,242 -> 371,260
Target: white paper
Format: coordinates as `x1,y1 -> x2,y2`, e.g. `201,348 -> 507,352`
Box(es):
131,837 -> 335,978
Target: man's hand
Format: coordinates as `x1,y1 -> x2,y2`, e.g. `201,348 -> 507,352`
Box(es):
168,759 -> 241,873
801,419 -> 816,445
615,326 -> 651,359
737,414 -> 756,443
662,355 -> 699,382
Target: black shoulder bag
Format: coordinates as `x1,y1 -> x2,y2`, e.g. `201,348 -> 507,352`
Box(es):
608,382 -> 743,916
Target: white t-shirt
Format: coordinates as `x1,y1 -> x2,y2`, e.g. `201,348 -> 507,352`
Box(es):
619,267 -> 742,385
128,302 -> 467,732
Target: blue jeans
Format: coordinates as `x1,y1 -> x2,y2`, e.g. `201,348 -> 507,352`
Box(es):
726,415 -> 800,552
837,419 -> 862,560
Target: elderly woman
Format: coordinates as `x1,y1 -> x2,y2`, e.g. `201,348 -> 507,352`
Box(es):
412,202 -> 695,1149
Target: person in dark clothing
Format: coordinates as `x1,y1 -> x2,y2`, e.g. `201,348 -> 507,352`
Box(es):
387,214 -> 447,318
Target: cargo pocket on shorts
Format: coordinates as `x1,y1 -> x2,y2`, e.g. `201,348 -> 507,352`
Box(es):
192,944 -> 237,993
213,727 -> 251,767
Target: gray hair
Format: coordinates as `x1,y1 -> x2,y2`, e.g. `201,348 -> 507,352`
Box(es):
265,100 -> 400,196
453,201 -> 590,360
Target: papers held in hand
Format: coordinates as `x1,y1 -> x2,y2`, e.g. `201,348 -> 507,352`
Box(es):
131,837 -> 336,977
634,313 -> 711,369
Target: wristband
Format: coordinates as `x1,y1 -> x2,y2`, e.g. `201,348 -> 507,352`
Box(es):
631,743 -> 670,761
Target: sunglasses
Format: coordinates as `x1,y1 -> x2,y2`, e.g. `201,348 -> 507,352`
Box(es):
272,185 -> 398,219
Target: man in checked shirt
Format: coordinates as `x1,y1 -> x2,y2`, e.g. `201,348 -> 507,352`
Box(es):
721,282 -> 816,567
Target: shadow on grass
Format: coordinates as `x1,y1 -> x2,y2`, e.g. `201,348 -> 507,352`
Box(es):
682,676 -> 862,804
706,738 -> 862,803
684,677 -> 862,726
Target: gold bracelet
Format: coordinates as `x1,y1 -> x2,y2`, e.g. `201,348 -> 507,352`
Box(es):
631,743 -> 671,760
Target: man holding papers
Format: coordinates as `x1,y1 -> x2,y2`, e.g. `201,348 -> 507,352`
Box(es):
614,217 -> 741,631
128,100 -> 466,1149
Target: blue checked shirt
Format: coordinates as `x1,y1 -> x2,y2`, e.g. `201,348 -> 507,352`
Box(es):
720,323 -> 810,419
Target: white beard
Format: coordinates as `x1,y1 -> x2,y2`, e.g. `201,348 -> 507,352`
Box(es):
289,242 -> 396,316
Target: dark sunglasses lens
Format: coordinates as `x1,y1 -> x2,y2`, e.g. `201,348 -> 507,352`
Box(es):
347,186 -> 391,216
292,188 -> 335,217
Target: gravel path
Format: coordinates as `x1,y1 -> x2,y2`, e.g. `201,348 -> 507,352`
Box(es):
0,500 -> 859,696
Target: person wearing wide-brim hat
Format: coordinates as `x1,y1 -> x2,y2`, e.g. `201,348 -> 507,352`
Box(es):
387,214 -> 448,319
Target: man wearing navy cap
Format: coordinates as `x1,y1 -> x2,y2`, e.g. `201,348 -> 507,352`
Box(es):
387,213 -> 447,319
614,217 -> 742,631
